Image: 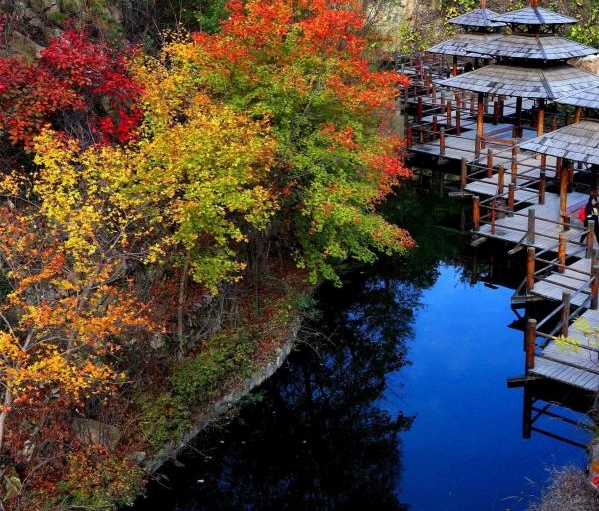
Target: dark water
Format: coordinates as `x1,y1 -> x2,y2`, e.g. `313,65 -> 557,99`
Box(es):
126,210 -> 593,511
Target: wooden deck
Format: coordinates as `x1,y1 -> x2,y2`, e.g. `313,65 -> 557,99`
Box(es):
531,308 -> 599,392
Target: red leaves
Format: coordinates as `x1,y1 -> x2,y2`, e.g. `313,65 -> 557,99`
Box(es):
0,30 -> 143,147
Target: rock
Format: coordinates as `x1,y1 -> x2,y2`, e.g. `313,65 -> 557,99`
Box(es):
130,451 -> 146,465
150,333 -> 165,350
573,55 -> 599,75
28,0 -> 57,14
71,418 -> 121,451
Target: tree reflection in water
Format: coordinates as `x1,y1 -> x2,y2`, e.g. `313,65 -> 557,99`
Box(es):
127,189 -> 467,511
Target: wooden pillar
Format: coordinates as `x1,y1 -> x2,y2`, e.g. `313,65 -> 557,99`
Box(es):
592,165 -> 598,196
574,106 -> 582,124
407,125 -> 413,148
446,99 -> 452,128
432,84 -> 437,105
455,96 -> 461,135
592,265 -> 599,310
417,96 -> 423,121
508,183 -> 515,216
561,292 -> 570,337
539,168 -> 545,205
537,98 -> 545,136
559,163 -> 568,226
491,199 -> 497,234
497,164 -> 505,195
460,157 -> 468,189
515,96 -> 523,137
526,246 -> 535,290
433,115 -> 438,137
453,55 -> 458,77
440,127 -> 446,156
527,209 -> 535,245
587,220 -> 595,258
473,196 -> 480,231
477,92 -> 484,156
493,100 -> 499,125
487,148 -> 494,178
511,144 -> 518,184
558,233 -> 566,273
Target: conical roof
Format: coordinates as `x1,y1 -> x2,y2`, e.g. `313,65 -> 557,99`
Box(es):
439,64 -> 599,99
491,7 -> 577,25
448,8 -> 506,28
469,35 -> 598,61
556,86 -> 599,109
426,32 -> 500,57
519,121 -> 599,164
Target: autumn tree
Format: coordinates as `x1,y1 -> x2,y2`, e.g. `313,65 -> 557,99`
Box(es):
0,29 -> 142,149
161,0 -> 415,284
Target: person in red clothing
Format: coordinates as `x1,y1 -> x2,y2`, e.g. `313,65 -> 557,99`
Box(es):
580,194 -> 599,244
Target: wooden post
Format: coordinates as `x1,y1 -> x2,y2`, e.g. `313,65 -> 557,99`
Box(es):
558,233 -> 566,273
493,100 -> 499,125
460,157 -> 468,189
433,115 -> 438,137
511,144 -> 518,184
592,265 -> 599,310
539,168 -> 545,205
574,106 -> 582,124
561,292 -> 570,337
453,54 -> 458,77
486,148 -> 494,178
497,163 -> 505,195
559,164 -> 568,227
587,220 -> 595,258
491,199 -> 496,234
473,196 -> 480,231
446,99 -> 452,128
537,98 -> 545,136
440,127 -> 446,156
525,318 -> 536,371
477,92 -> 484,156
406,125 -> 413,148
551,115 -> 557,132
417,96 -> 423,121
432,84 -> 437,105
527,208 -> 535,245
508,183 -> 515,216
591,165 -> 598,196
515,96 -> 523,137
455,105 -> 461,135
526,247 -> 535,292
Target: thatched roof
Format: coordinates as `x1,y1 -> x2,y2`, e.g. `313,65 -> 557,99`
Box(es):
426,33 -> 500,57
491,7 -> 577,25
556,86 -> 599,109
439,64 -> 599,99
519,121 -> 599,164
469,35 -> 598,61
448,8 -> 506,28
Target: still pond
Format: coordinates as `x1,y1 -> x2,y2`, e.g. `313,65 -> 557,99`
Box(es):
126,228 -> 592,511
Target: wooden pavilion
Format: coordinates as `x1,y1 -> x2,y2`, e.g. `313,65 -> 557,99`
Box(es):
426,0 -> 505,77
439,0 -> 599,155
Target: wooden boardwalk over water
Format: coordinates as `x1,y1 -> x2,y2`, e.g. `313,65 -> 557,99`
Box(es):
401,70 -> 599,393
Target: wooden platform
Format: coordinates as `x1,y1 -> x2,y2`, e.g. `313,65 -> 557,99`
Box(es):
531,308 -> 599,392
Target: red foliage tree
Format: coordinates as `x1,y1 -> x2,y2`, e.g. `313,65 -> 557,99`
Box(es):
0,30 -> 142,147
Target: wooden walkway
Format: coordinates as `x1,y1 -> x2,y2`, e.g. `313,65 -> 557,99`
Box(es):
530,309 -> 599,392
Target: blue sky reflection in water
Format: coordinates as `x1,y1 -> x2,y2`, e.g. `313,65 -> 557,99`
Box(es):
388,263 -> 591,511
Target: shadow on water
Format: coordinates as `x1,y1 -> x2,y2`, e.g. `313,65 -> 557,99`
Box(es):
126,187 -> 593,511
